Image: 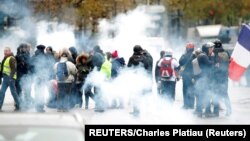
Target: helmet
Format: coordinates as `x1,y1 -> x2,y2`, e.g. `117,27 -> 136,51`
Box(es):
165,48 -> 173,57
214,39 -> 222,49
206,42 -> 215,48
133,45 -> 143,53
186,42 -> 195,53
186,42 -> 195,49
202,42 -> 214,55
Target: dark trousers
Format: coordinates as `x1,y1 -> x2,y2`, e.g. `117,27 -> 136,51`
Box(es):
84,84 -> 94,109
57,82 -> 72,110
182,76 -> 195,108
0,75 -> 20,110
75,83 -> 83,107
70,82 -> 77,108
161,81 -> 176,103
16,78 -> 22,96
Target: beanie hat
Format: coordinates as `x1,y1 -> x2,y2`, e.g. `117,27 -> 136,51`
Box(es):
112,50 -> 118,58
165,48 -> 173,57
36,45 -> 46,50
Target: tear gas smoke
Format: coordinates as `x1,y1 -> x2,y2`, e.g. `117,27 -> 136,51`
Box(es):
36,21 -> 76,51
83,6 -> 194,124
98,6 -> 170,62
0,0 -> 35,55
0,1 -> 240,123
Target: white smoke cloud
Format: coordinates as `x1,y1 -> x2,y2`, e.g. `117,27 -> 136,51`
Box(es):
36,21 -> 76,51
0,0 -> 36,58
0,1 -> 240,123
97,6 -> 170,62
83,6 -> 194,124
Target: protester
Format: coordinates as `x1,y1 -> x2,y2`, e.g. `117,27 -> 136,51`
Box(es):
0,47 -> 21,111
54,49 -> 77,112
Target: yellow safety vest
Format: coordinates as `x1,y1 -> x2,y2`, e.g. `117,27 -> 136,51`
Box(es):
3,56 -> 17,79
100,58 -> 112,80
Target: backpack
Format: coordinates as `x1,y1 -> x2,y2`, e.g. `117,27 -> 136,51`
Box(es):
217,52 -> 230,63
214,51 -> 230,74
56,62 -> 69,81
192,58 -> 202,76
160,58 -> 173,79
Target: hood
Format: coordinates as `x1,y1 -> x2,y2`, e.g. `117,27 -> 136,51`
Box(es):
76,53 -> 89,64
116,57 -> 125,65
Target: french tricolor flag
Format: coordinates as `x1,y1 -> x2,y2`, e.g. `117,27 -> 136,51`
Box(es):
229,24 -> 250,81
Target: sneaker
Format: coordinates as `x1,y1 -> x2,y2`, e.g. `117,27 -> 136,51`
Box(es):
214,113 -> 219,117
57,109 -> 63,112
14,108 -> 21,112
204,113 -> 216,118
187,106 -> 194,109
197,113 -> 203,118
193,110 -> 199,115
130,111 -> 140,117
182,106 -> 188,110
95,109 -> 105,112
62,109 -> 69,112
74,104 -> 80,109
36,108 -> 45,113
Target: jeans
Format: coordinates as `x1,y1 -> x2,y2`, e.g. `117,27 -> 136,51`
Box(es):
84,84 -> 94,109
182,76 -> 195,108
0,75 -> 20,110
161,80 -> 176,103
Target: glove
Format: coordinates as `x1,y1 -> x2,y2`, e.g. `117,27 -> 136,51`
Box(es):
176,76 -> 181,81
179,66 -> 185,75
192,78 -> 196,84
215,63 -> 220,68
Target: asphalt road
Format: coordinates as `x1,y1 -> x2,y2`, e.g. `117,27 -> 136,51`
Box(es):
1,82 -> 250,125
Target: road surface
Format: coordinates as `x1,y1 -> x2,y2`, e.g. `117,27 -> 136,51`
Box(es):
1,83 -> 250,125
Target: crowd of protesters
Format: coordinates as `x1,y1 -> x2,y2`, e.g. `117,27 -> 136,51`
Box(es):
0,40 -> 233,118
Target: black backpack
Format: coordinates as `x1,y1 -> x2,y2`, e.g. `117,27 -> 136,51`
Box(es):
56,62 -> 69,81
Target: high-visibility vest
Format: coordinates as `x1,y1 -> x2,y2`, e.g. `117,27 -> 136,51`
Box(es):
2,56 -> 17,79
100,58 -> 112,80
